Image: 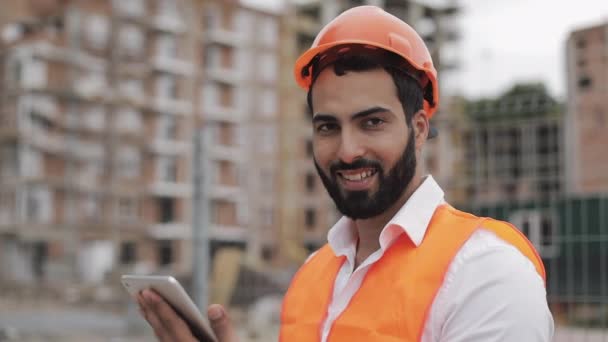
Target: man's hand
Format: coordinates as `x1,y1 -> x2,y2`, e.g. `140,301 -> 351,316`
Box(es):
138,289 -> 238,341
207,303 -> 239,342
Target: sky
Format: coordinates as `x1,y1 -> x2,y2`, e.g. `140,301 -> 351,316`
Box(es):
458,0 -> 608,100
243,0 -> 608,100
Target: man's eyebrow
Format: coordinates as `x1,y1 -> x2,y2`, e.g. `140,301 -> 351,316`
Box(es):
312,114 -> 337,124
312,106 -> 390,124
351,106 -> 390,120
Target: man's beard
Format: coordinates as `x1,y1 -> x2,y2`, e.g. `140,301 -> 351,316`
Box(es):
314,129 -> 417,220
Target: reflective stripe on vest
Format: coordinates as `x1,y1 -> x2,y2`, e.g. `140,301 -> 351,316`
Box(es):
279,204 -> 546,342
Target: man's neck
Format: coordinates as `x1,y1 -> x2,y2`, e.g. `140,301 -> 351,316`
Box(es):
353,175 -> 424,268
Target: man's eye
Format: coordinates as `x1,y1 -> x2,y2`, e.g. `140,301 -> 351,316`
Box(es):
364,118 -> 384,127
317,123 -> 338,132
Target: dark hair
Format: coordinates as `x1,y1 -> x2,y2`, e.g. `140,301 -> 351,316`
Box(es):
306,54 -> 424,124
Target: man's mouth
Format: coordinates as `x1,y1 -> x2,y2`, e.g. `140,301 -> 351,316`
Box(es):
335,168 -> 378,191
336,168 -> 378,181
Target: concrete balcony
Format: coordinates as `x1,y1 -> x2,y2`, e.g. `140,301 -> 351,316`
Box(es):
72,80 -> 109,101
209,224 -> 248,243
70,141 -> 105,160
206,144 -> 244,162
151,55 -> 195,76
15,40 -> 105,70
72,174 -> 103,192
149,139 -> 191,155
202,104 -> 246,123
205,67 -> 242,85
108,178 -> 145,196
205,28 -> 246,46
115,90 -> 147,108
148,181 -> 191,197
148,222 -> 191,239
113,263 -> 155,278
151,96 -> 193,116
115,62 -> 148,78
112,0 -> 146,19
208,184 -> 242,201
151,15 -> 186,33
251,194 -> 276,207
16,223 -> 64,240
28,129 -> 64,154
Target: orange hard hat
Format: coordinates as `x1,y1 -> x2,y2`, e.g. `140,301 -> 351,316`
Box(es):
294,5 -> 440,118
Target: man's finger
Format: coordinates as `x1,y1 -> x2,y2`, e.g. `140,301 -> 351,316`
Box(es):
139,291 -> 171,341
136,293 -> 147,319
208,304 -> 238,342
142,289 -> 195,341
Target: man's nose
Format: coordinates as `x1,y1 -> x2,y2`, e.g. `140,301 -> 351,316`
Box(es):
337,130 -> 365,164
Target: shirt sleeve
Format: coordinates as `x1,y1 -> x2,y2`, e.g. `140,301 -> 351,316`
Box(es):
425,229 -> 555,342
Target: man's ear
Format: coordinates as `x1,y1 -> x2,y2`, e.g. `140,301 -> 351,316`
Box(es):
412,109 -> 430,148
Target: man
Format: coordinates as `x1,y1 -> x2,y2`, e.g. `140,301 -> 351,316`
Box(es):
137,5 -> 554,341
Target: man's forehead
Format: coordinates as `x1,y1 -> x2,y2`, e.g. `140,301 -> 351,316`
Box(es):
313,66 -> 393,87
311,68 -> 400,116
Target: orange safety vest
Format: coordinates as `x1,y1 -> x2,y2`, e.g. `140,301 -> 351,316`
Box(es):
280,204 -> 545,342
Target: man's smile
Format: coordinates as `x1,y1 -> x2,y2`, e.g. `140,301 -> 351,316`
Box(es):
336,167 -> 379,191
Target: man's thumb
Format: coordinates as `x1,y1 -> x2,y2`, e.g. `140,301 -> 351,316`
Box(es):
207,304 -> 238,342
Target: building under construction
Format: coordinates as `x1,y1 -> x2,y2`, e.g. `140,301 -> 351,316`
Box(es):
0,0 -> 282,303
454,21 -> 608,320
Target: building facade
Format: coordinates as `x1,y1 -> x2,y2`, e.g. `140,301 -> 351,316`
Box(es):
460,84 -> 563,206
565,22 -> 608,195
0,0 -> 200,287
200,0 -> 283,265
0,0 -> 281,295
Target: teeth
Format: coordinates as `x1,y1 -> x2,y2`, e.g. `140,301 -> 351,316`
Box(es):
342,170 -> 375,181
343,174 -> 357,181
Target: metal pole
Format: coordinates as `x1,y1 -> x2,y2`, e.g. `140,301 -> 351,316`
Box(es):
65,3 -> 81,282
192,125 -> 211,311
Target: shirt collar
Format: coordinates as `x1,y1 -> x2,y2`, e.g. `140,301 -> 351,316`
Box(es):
327,175 -> 445,258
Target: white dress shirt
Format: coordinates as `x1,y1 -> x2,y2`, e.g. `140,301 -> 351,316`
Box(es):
316,176 -> 554,342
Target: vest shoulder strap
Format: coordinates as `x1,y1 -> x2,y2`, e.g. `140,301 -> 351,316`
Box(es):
480,218 -> 546,281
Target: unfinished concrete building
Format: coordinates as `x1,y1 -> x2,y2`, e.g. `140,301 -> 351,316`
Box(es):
0,0 -> 282,297
565,22 -> 608,195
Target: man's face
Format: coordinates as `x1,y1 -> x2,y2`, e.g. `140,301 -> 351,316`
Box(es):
311,68 -> 417,219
